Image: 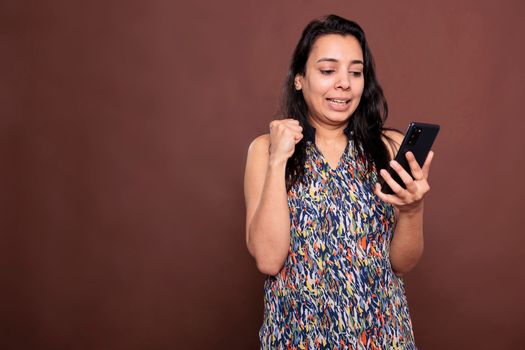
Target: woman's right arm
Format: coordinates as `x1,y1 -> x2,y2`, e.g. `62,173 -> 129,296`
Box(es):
243,119 -> 303,275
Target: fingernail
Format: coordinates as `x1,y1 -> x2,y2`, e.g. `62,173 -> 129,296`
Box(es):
390,160 -> 397,167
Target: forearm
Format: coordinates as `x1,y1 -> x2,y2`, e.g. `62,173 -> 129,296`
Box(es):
389,203 -> 424,275
247,158 -> 291,275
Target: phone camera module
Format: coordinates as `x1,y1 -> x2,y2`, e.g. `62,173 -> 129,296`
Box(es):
408,129 -> 421,146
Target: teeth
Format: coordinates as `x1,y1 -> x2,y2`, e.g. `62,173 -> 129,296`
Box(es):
329,99 -> 348,104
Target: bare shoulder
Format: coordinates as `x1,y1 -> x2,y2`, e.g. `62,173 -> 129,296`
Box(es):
244,134 -> 271,214
245,133 -> 271,181
382,129 -> 404,160
247,133 -> 271,157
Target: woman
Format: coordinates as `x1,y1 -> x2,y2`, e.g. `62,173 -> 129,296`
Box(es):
244,15 -> 433,349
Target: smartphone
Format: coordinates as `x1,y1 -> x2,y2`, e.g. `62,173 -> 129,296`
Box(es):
379,122 -> 440,194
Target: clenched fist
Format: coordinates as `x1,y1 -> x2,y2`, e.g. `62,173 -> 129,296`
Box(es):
269,119 -> 303,163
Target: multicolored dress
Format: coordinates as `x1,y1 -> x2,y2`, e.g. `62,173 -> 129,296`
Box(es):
259,137 -> 416,350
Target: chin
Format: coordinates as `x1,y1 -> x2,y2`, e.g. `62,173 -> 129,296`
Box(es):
325,111 -> 355,123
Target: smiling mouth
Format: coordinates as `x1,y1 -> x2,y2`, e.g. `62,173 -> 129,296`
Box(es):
327,98 -> 350,105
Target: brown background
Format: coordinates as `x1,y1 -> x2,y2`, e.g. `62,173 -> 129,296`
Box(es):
2,0 -> 525,349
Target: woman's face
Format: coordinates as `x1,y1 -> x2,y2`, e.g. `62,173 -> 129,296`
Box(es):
295,34 -> 365,128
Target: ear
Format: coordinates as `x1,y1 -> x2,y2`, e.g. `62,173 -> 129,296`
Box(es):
294,74 -> 303,90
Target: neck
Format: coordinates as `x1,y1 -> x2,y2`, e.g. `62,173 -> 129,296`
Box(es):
307,118 -> 348,145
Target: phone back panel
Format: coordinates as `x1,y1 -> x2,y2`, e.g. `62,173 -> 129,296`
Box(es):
381,122 -> 440,194
395,122 -> 440,167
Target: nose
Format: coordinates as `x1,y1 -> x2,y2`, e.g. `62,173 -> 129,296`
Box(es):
335,72 -> 350,90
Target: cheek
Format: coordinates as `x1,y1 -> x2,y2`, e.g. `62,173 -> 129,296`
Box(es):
305,76 -> 332,96
302,81 -> 328,107
354,79 -> 365,96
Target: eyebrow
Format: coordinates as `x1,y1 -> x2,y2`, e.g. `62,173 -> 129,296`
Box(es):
315,58 -> 364,65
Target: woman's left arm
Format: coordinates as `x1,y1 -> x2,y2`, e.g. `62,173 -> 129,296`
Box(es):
376,132 -> 435,276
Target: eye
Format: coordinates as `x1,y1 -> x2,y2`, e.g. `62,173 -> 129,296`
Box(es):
320,69 -> 335,75
350,71 -> 363,77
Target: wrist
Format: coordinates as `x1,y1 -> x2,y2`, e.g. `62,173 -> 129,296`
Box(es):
398,201 -> 424,216
268,155 -> 288,168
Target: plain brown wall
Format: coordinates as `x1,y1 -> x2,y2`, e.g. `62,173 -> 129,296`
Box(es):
2,1 -> 524,349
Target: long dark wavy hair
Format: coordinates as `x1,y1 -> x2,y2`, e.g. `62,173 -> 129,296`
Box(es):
283,15 -> 395,190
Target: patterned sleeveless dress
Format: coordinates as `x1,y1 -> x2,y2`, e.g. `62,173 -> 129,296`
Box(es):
259,138 -> 416,350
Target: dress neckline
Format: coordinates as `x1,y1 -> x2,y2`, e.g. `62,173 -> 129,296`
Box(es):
308,139 -> 350,172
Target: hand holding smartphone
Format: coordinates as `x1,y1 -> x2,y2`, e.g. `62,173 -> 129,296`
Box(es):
379,122 -> 440,194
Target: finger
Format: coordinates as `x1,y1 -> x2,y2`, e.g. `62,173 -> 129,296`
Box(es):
287,125 -> 303,133
405,152 -> 424,180
293,132 -> 304,143
388,160 -> 417,193
271,122 -> 301,135
281,128 -> 302,143
283,118 -> 300,125
379,168 -> 407,196
374,183 -> 404,206
272,119 -> 301,130
421,151 -> 434,179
